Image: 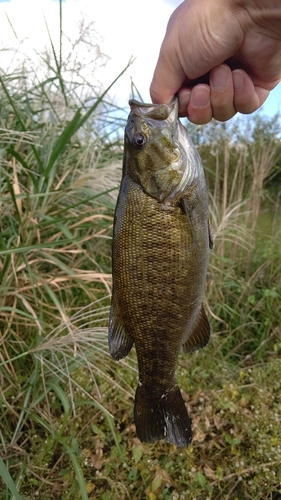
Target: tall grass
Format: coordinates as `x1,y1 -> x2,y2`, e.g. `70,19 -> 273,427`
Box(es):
0,18 -> 133,498
0,17 -> 280,498
193,118 -> 281,363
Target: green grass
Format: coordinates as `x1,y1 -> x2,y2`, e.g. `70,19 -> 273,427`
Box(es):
0,17 -> 281,500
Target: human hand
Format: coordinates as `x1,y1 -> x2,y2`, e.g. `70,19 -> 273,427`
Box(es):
150,0 -> 281,124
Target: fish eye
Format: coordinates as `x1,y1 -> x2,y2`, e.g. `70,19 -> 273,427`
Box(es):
132,133 -> 146,149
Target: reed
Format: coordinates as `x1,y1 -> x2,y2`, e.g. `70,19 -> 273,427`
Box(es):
0,16 -> 131,497
196,117 -> 281,364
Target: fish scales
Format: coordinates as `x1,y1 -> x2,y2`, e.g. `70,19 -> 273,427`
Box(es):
109,97 -> 211,447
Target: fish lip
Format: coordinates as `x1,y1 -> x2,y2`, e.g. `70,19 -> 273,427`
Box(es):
127,97 -> 179,146
128,96 -> 178,122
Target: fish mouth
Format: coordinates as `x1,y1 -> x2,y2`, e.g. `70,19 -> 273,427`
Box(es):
128,96 -> 178,122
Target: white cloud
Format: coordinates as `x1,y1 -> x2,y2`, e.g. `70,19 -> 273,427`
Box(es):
0,0 -> 175,109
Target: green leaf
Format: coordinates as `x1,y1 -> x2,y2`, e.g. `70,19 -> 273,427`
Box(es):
248,294 -> 256,304
132,445 -> 143,463
7,147 -> 38,188
65,445 -> 88,500
45,108 -> 82,176
47,382 -> 70,417
263,288 -> 278,299
231,437 -> 241,445
44,62 -> 132,178
0,457 -> 23,500
151,474 -> 163,492
195,471 -> 207,488
0,239 -> 76,256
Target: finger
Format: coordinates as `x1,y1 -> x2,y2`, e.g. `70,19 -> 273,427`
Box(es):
210,64 -> 236,121
186,85 -> 213,125
150,63 -> 186,105
233,69 -> 269,114
177,88 -> 191,116
150,45 -> 186,105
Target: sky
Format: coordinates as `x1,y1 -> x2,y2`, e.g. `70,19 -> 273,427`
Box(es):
0,0 -> 280,119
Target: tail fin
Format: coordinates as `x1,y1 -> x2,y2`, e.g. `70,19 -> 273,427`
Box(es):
134,385 -> 192,447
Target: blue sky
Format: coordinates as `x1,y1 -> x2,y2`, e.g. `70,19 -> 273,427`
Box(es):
260,85 -> 281,117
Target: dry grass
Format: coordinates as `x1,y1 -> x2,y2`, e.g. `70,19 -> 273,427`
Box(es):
0,18 -> 281,497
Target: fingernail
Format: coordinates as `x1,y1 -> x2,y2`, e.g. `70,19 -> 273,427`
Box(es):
233,70 -> 244,90
210,65 -> 229,90
191,86 -> 210,108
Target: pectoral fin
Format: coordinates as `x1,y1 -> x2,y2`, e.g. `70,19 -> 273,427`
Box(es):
182,304 -> 210,353
208,219 -> 214,250
108,295 -> 133,360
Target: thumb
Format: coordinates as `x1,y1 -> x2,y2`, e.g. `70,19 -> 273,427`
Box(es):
150,51 -> 186,104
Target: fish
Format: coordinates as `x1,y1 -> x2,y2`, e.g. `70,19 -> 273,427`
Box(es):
108,97 -> 212,447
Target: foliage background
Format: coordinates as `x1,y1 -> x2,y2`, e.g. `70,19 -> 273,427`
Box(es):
0,13 -> 280,500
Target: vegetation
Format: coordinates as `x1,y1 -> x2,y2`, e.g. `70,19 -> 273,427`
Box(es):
0,17 -> 280,500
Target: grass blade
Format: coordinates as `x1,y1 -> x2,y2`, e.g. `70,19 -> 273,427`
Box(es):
44,109 -> 82,176
0,239 -> 76,256
65,442 -> 89,500
0,457 -> 23,500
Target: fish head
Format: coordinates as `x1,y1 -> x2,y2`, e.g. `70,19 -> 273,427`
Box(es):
124,97 -> 201,202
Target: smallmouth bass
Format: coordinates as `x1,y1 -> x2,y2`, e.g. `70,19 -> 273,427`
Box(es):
108,97 -> 212,447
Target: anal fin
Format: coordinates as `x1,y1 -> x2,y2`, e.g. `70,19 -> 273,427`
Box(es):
182,304 -> 210,353
108,296 -> 133,360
